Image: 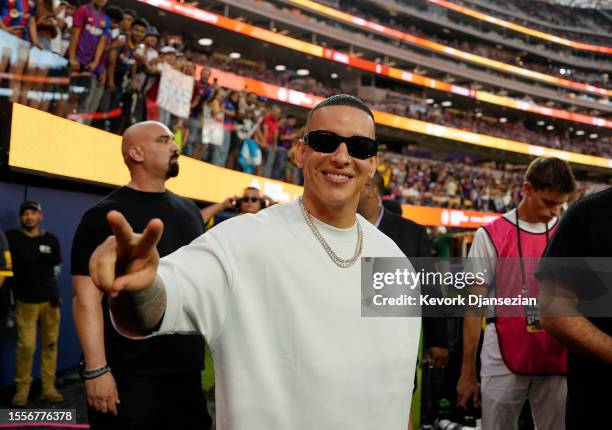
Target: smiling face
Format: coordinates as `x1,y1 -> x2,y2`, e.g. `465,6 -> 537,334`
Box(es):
296,105 -> 378,211
131,24 -> 147,44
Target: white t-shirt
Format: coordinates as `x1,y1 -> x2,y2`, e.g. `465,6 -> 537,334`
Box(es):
156,199 -> 421,429
469,208 -> 557,377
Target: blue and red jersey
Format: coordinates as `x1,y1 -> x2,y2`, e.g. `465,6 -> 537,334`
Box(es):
72,3 -> 110,68
1,0 -> 34,36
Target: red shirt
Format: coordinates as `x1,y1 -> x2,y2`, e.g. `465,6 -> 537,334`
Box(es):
262,115 -> 280,146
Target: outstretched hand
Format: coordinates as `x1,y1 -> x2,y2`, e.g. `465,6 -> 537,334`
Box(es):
89,211 -> 163,297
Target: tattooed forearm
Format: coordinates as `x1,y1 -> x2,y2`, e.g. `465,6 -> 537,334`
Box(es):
109,276 -> 166,332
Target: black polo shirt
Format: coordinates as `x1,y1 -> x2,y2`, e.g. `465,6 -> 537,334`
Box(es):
6,229 -> 62,303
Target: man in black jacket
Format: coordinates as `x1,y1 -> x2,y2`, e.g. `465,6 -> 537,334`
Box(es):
358,171 -> 449,362
358,171 -> 449,428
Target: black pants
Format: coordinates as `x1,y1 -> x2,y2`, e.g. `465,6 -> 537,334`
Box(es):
87,372 -> 211,430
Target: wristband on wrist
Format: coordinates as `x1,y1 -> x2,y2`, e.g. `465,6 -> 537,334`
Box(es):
81,365 -> 111,380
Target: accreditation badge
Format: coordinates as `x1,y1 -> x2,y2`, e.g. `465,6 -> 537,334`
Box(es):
525,296 -> 542,332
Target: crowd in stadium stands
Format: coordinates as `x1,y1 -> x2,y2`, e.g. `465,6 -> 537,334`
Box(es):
320,0 -> 612,37
194,50 -> 612,159
176,78 -> 606,213
392,0 -> 612,47
4,0 -> 609,110
379,151 -> 608,212
412,35 -> 607,88
193,53 -> 339,99
186,51 -> 611,159
248,0 -> 611,112
1,1 -> 610,197
313,0 -> 612,103
298,0 -> 609,88
458,0 -> 612,44
0,0 -> 75,53
366,92 -> 612,157
380,151 -> 523,211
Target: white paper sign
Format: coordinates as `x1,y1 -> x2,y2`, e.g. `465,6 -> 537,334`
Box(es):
156,63 -> 194,119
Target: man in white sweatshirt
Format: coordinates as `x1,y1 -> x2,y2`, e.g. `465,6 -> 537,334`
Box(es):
88,94 -> 421,430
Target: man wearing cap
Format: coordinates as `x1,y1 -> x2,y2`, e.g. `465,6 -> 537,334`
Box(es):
6,201 -> 63,407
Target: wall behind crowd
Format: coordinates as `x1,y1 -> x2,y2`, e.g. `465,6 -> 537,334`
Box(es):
0,181 -> 103,387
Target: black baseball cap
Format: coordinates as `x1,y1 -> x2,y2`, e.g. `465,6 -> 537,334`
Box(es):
20,201 -> 42,214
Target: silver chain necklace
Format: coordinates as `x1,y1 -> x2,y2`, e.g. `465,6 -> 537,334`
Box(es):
298,196 -> 363,268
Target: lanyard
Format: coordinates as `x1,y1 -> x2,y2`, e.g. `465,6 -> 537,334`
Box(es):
516,207 -> 549,295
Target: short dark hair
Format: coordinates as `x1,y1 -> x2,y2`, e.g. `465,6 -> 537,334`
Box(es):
307,94 -> 374,126
132,18 -> 149,29
525,157 -> 576,194
123,8 -> 137,19
105,6 -> 124,24
373,171 -> 385,196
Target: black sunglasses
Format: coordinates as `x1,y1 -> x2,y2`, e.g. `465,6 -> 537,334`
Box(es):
304,130 -> 378,160
241,197 -> 260,203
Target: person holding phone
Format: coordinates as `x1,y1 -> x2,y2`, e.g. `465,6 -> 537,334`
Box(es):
199,188 -> 272,227
28,0 -> 58,51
